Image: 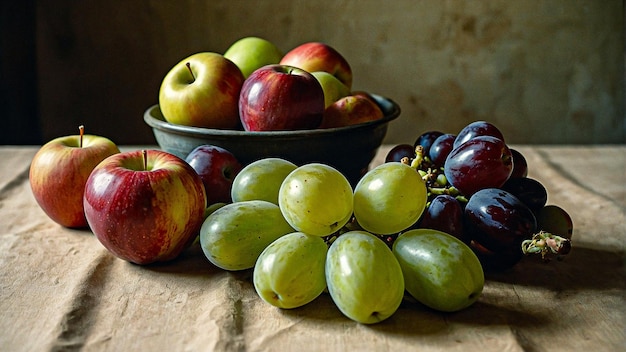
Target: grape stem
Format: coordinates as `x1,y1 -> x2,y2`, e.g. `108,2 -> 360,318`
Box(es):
430,186 -> 459,196
521,231 -> 572,261
410,145 -> 425,169
402,145 -> 470,205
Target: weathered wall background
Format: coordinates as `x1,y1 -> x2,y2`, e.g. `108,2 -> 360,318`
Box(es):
25,1 -> 626,144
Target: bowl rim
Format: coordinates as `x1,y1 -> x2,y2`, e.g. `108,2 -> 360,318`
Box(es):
144,93 -> 401,137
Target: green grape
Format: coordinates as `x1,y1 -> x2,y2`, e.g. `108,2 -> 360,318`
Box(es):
203,202 -> 227,219
353,162 -> 427,234
325,231 -> 405,324
392,228 -> 484,312
200,200 -> 294,271
278,163 -> 353,237
231,158 -> 297,204
253,232 -> 328,309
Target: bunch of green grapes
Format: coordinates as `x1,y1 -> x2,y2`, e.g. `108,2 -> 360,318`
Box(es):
199,158 -> 485,324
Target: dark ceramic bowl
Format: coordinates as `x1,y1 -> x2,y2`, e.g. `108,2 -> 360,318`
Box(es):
144,94 -> 400,184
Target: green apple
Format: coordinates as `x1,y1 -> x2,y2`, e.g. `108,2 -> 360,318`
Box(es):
392,228 -> 485,312
224,37 -> 283,78
159,52 -> 244,129
311,71 -> 350,108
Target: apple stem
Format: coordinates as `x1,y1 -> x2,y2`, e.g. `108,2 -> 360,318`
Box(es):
142,150 -> 148,171
186,62 -> 195,82
79,125 -> 85,148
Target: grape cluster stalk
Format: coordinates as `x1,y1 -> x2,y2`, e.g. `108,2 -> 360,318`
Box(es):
385,121 -> 573,271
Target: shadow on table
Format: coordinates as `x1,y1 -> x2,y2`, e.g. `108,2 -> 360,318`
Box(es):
485,244 -> 625,292
136,243 -> 229,277
142,239 -> 625,292
121,233 -> 624,340
278,292 -> 548,338
277,243 -> 624,337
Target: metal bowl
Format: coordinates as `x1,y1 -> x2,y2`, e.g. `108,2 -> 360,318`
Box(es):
144,94 -> 400,184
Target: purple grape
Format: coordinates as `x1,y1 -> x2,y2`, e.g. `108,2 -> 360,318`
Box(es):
418,195 -> 465,240
510,148 -> 528,178
501,177 -> 547,211
428,133 -> 456,166
464,188 -> 537,252
453,121 -> 505,149
414,131 -> 443,157
444,136 -> 513,196
468,239 -> 524,272
535,205 -> 573,239
385,144 -> 415,163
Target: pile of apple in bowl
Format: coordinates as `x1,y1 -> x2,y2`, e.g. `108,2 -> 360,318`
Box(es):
144,37 -> 401,184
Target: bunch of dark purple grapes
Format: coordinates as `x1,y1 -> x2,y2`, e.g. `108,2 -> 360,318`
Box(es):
386,121 -> 573,271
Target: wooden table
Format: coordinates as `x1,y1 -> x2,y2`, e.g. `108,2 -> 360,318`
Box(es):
1,145 -> 624,351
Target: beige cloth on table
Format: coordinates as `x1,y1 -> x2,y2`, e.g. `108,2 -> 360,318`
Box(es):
0,145 -> 624,351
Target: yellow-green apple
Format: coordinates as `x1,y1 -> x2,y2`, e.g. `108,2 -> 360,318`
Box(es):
311,71 -> 350,108
159,52 -> 244,129
29,126 -> 119,228
279,42 -> 353,90
320,94 -> 384,128
224,36 -> 283,79
83,150 -> 207,265
239,64 -> 325,131
185,145 -> 243,205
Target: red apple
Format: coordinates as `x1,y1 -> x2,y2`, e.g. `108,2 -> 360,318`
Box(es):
320,94 -> 384,128
279,42 -> 353,90
185,145 -> 243,205
29,126 -> 120,228
239,64 -> 325,131
83,150 -> 207,265
159,52 -> 245,129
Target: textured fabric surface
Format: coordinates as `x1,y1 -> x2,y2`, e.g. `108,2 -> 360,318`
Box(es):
1,145 -> 624,351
